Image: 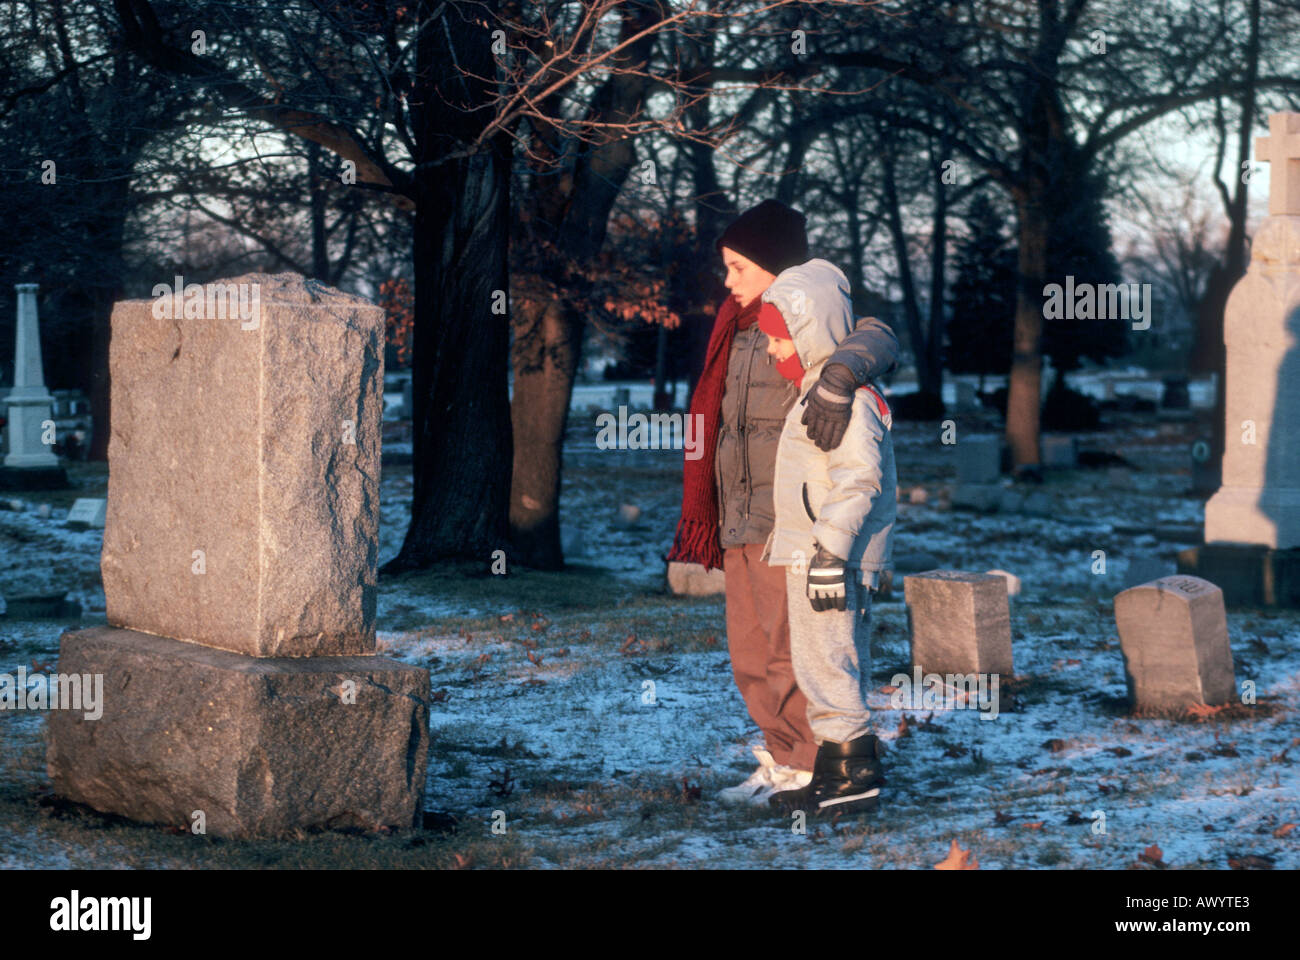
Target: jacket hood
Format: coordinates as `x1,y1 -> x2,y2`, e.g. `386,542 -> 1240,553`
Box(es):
759,259 -> 855,374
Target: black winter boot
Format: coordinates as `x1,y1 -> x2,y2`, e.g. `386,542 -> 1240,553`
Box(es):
770,734 -> 885,817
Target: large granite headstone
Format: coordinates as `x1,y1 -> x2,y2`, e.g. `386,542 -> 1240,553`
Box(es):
1190,112 -> 1300,605
47,273 -> 429,838
903,570 -> 1014,675
100,273 -> 381,657
1113,575 -> 1235,712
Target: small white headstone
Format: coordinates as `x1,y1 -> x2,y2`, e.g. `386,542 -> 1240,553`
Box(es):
65,498 -> 106,530
985,569 -> 1021,596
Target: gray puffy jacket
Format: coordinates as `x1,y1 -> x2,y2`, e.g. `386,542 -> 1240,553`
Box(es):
759,259 -> 897,582
715,293 -> 899,550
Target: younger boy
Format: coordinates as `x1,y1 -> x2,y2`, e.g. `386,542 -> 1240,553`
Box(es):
756,258 -> 897,817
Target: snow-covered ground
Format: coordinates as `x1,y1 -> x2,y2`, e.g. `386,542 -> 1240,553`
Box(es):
1,403 -> 1295,869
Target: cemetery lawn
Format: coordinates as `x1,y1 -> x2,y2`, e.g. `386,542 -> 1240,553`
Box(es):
1,410 -> 1297,869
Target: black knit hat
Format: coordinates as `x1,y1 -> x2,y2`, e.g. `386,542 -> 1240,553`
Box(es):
715,199 -> 809,275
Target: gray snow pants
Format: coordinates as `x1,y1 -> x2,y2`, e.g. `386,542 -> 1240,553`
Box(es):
784,570 -> 874,744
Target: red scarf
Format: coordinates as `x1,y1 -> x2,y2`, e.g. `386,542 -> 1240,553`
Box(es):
666,294 -> 760,570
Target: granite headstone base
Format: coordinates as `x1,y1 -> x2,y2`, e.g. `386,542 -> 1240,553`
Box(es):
46,627 -> 430,838
1176,543 -> 1300,608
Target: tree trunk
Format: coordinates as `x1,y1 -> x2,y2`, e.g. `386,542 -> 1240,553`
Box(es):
508,297 -> 582,570
307,140 -> 330,282
84,176 -> 131,461
926,143 -> 949,407
653,322 -> 671,410
1206,0 -> 1260,475
1007,191 -> 1047,471
385,1 -> 512,572
882,139 -> 935,396
386,144 -> 512,572
504,3 -> 657,569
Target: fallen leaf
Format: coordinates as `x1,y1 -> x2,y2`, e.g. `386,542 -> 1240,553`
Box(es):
935,839 -> 979,870
1043,738 -> 1069,753
526,651 -> 543,666
430,689 -> 449,703
1272,823 -> 1296,839
1022,821 -> 1044,830
1138,844 -> 1168,868
1187,703 -> 1229,720
994,810 -> 1013,826
1107,746 -> 1133,757
1227,853 -> 1274,870
881,685 -> 899,694
499,614 -> 514,622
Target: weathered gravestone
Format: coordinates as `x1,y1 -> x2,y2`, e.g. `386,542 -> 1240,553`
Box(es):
65,498 -> 106,530
1187,112 -> 1300,605
99,274 -> 382,656
903,570 -> 1014,675
951,435 -> 1002,512
1113,575 -> 1235,713
1041,435 -> 1077,469
47,273 -> 429,837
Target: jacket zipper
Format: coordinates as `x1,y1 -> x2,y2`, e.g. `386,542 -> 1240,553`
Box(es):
737,328 -> 757,520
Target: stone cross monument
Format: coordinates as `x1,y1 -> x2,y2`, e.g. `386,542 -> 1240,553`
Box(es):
47,273 -> 430,837
0,284 -> 67,489
1188,112 -> 1300,604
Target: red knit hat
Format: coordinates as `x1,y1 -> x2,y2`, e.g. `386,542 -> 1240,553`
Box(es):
756,302 -> 804,387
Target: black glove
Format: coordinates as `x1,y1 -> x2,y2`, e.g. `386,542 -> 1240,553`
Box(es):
807,543 -> 848,612
801,362 -> 857,452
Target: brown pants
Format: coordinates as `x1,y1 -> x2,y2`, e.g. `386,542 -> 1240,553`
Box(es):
724,543 -> 818,771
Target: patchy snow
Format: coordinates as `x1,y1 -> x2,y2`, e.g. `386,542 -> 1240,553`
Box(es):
2,407 -> 1296,869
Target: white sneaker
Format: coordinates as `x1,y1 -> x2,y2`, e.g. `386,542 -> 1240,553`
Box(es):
770,765 -> 813,795
718,748 -> 779,805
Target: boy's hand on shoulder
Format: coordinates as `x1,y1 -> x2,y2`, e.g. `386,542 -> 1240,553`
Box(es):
807,543 -> 847,612
801,363 -> 857,451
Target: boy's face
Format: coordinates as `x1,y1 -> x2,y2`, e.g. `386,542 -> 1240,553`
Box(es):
765,334 -> 797,362
721,246 -> 776,308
